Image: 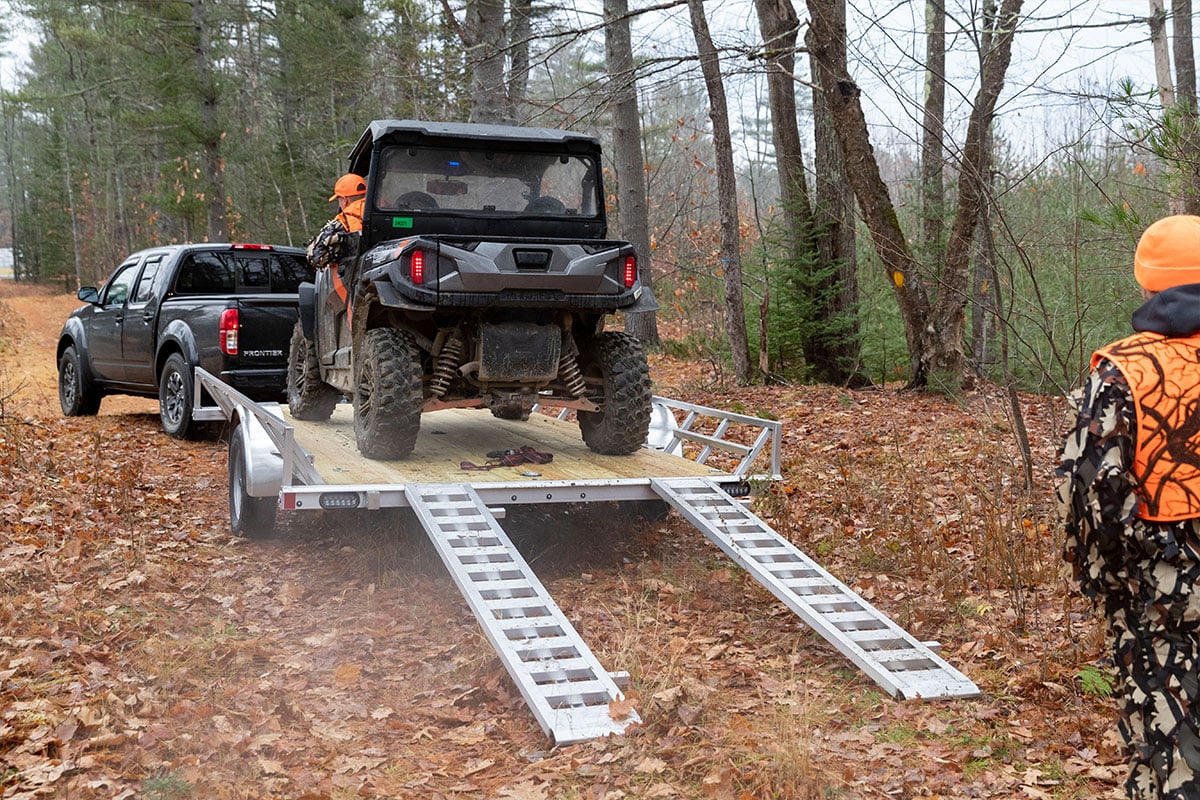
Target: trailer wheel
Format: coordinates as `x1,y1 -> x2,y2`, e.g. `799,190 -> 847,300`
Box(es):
58,344 -> 102,416
354,328 -> 423,459
229,426 -> 277,538
578,332 -> 652,455
287,322 -> 340,420
159,352 -> 198,439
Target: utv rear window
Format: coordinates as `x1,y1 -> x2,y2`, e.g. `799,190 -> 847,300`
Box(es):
174,251 -> 312,294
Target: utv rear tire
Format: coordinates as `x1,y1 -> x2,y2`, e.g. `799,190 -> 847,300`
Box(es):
354,328 -> 423,460
58,344 -> 102,416
287,322 -> 340,421
229,425 -> 277,538
578,332 -> 652,455
159,352 -> 198,439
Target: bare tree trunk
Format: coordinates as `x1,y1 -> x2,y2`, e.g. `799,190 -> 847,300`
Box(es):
1150,0 -> 1176,108
921,0 -> 946,263
687,0 -> 752,383
1172,0 -> 1200,213
604,0 -> 659,345
465,0 -> 511,123
507,0 -> 531,121
61,133 -> 84,289
805,0 -> 863,386
191,0 -> 228,241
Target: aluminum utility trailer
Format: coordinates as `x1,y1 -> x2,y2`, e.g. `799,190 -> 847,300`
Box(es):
195,368 -> 979,745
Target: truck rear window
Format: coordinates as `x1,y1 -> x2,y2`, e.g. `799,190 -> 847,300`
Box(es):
174,251 -> 312,294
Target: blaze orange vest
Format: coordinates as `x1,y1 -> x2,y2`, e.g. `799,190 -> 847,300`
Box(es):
1093,331 -> 1200,521
336,198 -> 364,233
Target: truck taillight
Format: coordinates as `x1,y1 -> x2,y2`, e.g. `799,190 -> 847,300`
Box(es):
219,308 -> 239,355
623,256 -> 637,289
411,249 -> 425,284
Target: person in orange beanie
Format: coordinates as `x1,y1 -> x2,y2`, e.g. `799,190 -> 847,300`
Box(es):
1058,214 -> 1200,798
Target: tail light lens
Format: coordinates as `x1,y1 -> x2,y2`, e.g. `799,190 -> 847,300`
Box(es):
219,308 -> 239,355
622,255 -> 637,289
410,249 -> 425,284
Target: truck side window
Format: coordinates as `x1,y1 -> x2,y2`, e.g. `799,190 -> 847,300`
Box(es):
131,257 -> 163,304
102,262 -> 139,307
176,253 -> 234,294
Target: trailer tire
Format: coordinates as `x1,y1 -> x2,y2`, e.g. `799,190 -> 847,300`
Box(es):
229,426 -> 277,538
578,332 -> 652,455
287,322 -> 340,420
354,328 -> 423,460
159,352 -> 198,439
58,344 -> 102,416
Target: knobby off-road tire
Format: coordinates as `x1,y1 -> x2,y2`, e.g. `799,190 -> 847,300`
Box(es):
354,328 -> 423,460
58,344 -> 102,416
286,322 -> 340,421
159,352 -> 199,439
228,425 -> 277,538
578,331 -> 652,455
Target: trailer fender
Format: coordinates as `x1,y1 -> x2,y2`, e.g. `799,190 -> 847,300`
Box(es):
298,281 -> 317,340
232,403 -> 285,498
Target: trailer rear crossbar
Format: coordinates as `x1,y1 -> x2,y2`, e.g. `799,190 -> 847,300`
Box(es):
650,477 -> 980,700
404,482 -> 639,744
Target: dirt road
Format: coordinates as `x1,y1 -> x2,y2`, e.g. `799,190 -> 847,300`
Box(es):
0,279 -> 1122,799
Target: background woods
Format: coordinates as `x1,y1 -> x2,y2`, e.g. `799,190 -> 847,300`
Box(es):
0,2 -> 1197,394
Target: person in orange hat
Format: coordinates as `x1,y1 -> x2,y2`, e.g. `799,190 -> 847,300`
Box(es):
1058,214 -> 1200,798
308,173 -> 366,273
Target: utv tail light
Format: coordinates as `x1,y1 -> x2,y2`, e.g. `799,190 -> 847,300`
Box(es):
219,308 -> 239,355
410,249 -> 426,284
622,256 -> 637,289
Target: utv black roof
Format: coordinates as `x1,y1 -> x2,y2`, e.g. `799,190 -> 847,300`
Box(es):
348,120 -> 601,167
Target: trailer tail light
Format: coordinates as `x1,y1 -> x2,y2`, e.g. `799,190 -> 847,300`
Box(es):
219,308 -> 239,355
410,249 -> 426,284
622,256 -> 637,289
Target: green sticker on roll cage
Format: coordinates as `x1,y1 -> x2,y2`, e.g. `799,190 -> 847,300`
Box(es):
392,216 -> 414,228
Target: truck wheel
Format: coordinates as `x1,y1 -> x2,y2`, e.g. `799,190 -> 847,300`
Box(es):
354,328 -> 423,459
229,425 -> 277,538
58,344 -> 102,416
159,352 -> 197,439
578,332 -> 652,455
287,322 -> 340,421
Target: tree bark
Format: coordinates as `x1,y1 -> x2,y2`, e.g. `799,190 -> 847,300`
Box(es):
921,0 -> 946,263
687,0 -> 752,383
1150,0 -> 1176,107
507,0 -> 531,121
191,0 -> 228,241
805,0 -> 863,386
604,0 -> 659,345
1172,0 -> 1200,213
465,0 -> 511,123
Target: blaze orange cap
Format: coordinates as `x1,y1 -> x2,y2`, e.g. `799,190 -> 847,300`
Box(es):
329,173 -> 366,201
1134,214 -> 1200,291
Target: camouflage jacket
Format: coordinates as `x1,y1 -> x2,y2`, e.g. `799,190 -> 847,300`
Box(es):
306,217 -> 349,273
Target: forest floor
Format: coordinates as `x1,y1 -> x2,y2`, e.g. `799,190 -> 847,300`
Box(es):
0,279 -> 1125,799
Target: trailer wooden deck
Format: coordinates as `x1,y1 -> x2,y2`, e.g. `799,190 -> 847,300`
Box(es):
286,405 -> 727,486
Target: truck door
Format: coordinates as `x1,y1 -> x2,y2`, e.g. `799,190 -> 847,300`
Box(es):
86,260 -> 141,382
121,254 -> 166,387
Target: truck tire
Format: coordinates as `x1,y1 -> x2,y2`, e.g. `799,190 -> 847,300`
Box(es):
159,352 -> 198,439
578,332 -> 652,455
228,425 -> 277,538
354,328 -> 423,460
58,344 -> 102,416
286,322 -> 340,421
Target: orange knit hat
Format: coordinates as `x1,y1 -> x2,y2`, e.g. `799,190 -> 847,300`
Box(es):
1134,214 -> 1200,291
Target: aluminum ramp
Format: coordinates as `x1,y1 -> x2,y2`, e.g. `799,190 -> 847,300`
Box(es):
651,477 -> 980,700
404,483 -> 640,744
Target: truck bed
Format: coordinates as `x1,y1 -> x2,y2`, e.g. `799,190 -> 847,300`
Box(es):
287,405 -> 725,485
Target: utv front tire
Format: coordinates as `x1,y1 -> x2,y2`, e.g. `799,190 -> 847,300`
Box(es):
58,344 -> 102,416
287,322 -> 340,421
578,332 -> 652,455
354,328 -> 423,459
159,352 -> 198,439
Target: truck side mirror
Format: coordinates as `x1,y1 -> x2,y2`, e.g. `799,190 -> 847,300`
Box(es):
78,286 -> 99,304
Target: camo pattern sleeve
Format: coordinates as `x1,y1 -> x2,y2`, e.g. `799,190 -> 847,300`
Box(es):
1056,358 -> 1139,600
306,218 -> 347,272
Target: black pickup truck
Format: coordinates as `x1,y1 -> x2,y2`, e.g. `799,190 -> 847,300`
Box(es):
57,243 -> 312,438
